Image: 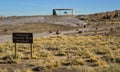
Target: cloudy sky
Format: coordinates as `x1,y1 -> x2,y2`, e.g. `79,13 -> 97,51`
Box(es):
0,0 -> 120,16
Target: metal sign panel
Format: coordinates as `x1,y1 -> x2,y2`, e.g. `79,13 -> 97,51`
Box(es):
13,33 -> 33,43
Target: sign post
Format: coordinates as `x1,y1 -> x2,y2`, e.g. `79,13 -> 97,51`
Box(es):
15,43 -> 17,58
30,43 -> 33,59
13,33 -> 33,59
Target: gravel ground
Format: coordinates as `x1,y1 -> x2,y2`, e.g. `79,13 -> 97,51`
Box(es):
0,16 -> 88,43
0,16 -> 87,26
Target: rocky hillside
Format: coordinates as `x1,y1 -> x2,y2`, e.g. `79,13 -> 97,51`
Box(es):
77,10 -> 120,21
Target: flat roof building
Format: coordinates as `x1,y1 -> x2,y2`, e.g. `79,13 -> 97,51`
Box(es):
53,8 -> 74,16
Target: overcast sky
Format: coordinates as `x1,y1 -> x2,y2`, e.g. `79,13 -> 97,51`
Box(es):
0,0 -> 120,16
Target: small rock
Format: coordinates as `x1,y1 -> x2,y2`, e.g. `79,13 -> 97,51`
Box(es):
78,31 -> 83,33
49,31 -> 53,33
56,30 -> 61,34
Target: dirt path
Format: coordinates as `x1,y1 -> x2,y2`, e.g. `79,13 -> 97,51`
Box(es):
0,30 -> 79,43
0,35 -> 12,43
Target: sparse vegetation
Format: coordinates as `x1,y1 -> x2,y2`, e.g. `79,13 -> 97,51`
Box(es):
0,35 -> 120,72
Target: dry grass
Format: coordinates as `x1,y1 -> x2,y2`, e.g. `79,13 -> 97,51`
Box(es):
0,35 -> 120,72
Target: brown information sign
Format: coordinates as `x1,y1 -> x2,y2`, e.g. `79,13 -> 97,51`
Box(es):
13,33 -> 33,43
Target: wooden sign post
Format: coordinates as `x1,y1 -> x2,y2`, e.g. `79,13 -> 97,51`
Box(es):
30,43 -> 33,59
13,33 -> 33,59
15,43 -> 17,58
